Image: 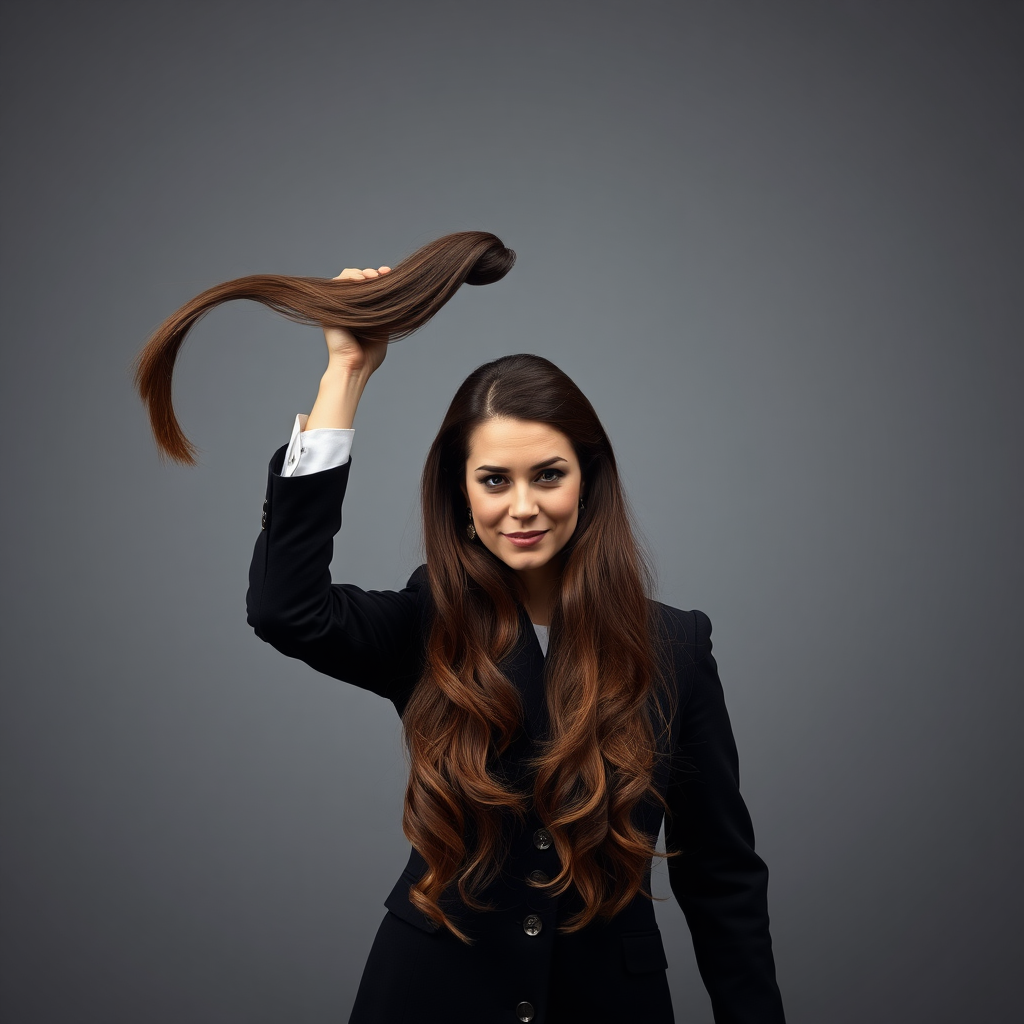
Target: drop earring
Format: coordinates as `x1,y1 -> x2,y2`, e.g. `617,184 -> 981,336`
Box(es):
466,507 -> 477,540
578,496 -> 585,514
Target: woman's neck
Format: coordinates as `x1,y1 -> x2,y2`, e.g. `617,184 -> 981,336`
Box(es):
517,564 -> 560,627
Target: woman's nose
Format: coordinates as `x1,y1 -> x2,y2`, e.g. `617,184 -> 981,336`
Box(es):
510,485 -> 539,519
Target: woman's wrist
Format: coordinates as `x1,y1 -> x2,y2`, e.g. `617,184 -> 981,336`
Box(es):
305,363 -> 372,430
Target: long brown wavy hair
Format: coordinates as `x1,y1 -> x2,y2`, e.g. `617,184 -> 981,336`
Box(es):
132,230 -> 515,464
409,353 -> 676,941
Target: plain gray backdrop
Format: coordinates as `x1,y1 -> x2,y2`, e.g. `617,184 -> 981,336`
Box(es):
2,1 -> 1021,1021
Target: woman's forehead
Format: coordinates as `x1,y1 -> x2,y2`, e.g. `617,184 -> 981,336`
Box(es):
466,418 -> 575,464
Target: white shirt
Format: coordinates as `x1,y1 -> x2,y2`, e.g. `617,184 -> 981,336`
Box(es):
280,415 -> 549,656
280,414 -> 354,478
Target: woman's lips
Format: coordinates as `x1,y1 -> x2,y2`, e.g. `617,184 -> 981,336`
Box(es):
503,531 -> 548,547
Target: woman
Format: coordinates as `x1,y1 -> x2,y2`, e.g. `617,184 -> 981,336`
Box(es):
136,234 -> 785,1023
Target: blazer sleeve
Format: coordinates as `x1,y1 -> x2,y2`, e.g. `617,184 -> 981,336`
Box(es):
665,610 -> 786,1024
246,444 -> 428,704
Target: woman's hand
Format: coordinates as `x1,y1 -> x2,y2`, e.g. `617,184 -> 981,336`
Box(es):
323,266 -> 392,376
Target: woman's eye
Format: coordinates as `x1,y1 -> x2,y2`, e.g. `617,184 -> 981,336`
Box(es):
480,470 -> 564,488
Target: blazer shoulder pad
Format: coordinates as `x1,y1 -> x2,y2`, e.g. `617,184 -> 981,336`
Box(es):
405,563 -> 430,589
650,600 -> 713,665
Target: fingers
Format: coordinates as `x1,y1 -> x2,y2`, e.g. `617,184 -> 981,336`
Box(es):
333,266 -> 393,281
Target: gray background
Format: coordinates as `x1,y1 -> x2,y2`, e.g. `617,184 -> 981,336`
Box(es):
2,1 -> 1021,1021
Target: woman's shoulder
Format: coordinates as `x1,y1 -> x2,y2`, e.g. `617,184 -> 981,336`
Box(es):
648,599 -> 714,664
404,563 -> 437,626
405,562 -> 430,589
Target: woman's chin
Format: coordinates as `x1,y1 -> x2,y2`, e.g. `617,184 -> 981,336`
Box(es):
505,552 -> 555,573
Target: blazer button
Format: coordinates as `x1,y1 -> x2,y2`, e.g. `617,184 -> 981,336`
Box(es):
533,827 -> 553,850
528,869 -> 549,885
523,914 -> 542,936
516,1001 -> 535,1022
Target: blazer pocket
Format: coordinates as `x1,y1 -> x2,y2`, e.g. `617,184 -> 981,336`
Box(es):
621,928 -> 669,974
383,869 -> 440,935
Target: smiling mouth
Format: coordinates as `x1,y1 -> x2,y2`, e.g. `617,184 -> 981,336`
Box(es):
504,531 -> 547,538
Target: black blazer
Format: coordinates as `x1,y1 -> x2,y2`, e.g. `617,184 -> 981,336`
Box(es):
247,446 -> 785,1024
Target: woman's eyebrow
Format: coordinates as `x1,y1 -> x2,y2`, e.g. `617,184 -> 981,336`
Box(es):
475,457 -> 568,472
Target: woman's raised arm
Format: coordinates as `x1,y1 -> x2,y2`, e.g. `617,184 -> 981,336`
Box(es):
304,265 -> 391,430
246,265 -> 431,707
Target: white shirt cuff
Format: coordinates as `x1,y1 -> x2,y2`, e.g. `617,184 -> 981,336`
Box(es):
281,413 -> 354,477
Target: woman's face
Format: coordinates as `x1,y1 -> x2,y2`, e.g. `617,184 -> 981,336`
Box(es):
462,417 -> 584,574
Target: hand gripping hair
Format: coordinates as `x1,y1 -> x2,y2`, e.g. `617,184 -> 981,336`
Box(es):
132,230 -> 516,465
